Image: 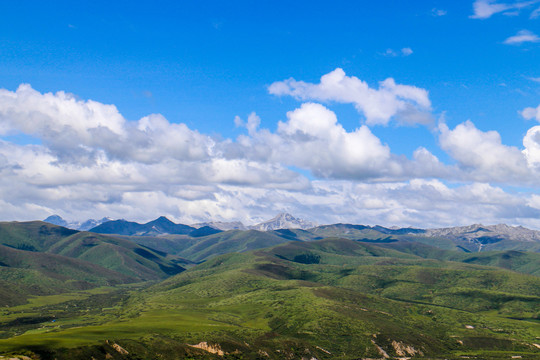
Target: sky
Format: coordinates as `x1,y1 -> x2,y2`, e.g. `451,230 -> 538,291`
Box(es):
0,0 -> 540,228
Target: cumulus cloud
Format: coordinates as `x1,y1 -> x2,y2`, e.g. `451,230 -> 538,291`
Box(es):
521,104 -> 540,121
401,47 -> 414,56
503,29 -> 540,44
4,83 -> 540,228
438,120 -> 530,182
523,126 -> 540,168
228,103 -> 449,181
470,0 -> 540,19
234,112 -> 261,136
274,103 -> 396,178
0,85 -> 215,164
269,68 -> 431,126
297,180 -> 540,228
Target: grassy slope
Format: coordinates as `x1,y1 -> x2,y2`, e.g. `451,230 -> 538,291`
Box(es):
47,231 -> 185,280
0,243 -> 135,289
0,221 -> 78,252
0,221 -> 189,309
128,229 -> 294,263
1,238 -> 538,359
0,221 -> 186,280
123,222 -> 540,270
378,240 -> 540,276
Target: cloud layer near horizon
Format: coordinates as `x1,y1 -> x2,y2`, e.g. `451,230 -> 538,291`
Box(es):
2,69 -> 540,228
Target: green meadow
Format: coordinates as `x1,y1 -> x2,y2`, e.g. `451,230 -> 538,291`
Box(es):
1,236 -> 539,359
0,221 -> 539,359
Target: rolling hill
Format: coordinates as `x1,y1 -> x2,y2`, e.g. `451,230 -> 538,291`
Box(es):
89,216 -> 198,236
0,244 -> 136,306
0,221 -> 187,307
0,237 -> 538,359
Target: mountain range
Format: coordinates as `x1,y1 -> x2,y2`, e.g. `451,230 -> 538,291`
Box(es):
44,212 -> 316,233
1,216 -> 539,359
0,223 -> 539,359
44,215 -> 113,231
44,213 -> 540,250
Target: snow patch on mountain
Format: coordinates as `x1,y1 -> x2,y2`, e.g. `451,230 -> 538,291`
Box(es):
250,213 -> 316,231
43,215 -> 112,231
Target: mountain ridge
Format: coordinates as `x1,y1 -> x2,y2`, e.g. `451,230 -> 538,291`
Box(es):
44,215 -> 112,231
42,215 -> 540,255
249,212 -> 317,231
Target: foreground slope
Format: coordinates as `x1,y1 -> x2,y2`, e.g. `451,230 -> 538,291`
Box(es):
1,237 -> 538,359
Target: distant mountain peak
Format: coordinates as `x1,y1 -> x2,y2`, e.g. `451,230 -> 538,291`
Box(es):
425,223 -> 540,251
150,216 -> 175,225
275,212 -> 295,220
90,217 -> 195,236
43,215 -> 112,231
251,213 -> 316,231
44,214 -> 64,221
44,215 -> 68,227
192,221 -> 247,231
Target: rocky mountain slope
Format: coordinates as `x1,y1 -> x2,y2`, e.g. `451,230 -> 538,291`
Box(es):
44,215 -> 112,231
249,212 -> 316,231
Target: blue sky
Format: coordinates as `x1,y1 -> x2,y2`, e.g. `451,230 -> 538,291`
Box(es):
0,1 -> 540,228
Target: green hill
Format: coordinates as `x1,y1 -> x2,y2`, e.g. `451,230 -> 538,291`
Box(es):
0,221 -> 79,252
0,221 -> 189,309
129,229 -> 294,262
1,237 -> 538,359
377,240 -> 540,276
0,244 -> 136,306
89,216 -> 197,236
0,221 -> 186,280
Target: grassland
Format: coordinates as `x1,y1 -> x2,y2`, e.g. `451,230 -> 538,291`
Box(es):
0,221 -> 188,307
0,237 -> 538,359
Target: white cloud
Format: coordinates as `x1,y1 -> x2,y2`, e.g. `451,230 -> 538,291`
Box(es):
503,29 -> 540,44
268,68 -> 432,126
401,47 -> 413,56
0,85 -> 215,164
4,83 -> 540,228
384,48 -> 398,57
228,103 -> 450,181
235,112 -> 261,136
438,120 -> 530,182
523,126 -> 540,168
299,180 -> 540,228
227,104 -> 399,179
471,0 -> 511,18
382,48 -> 413,57
470,0 -> 540,19
431,8 -> 447,16
521,104 -> 540,121
274,103 -> 396,178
